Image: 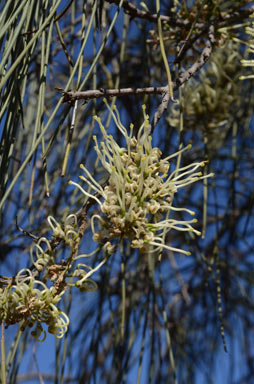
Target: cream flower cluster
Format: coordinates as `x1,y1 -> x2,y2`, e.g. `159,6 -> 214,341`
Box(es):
70,101 -> 213,256
240,21 -> 254,80
0,269 -> 69,340
0,214 -> 94,339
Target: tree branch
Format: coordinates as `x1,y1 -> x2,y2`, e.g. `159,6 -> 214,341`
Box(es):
152,24 -> 215,130
60,24 -> 215,130
106,0 -> 254,30
59,86 -> 168,103
175,24 -> 215,88
106,0 -> 187,27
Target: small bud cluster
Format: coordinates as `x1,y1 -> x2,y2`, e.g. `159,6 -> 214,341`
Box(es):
0,269 -> 68,340
168,40 -> 242,150
70,101 -> 213,256
240,21 -> 254,80
0,214 -> 98,339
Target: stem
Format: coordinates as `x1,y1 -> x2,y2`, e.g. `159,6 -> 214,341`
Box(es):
120,241 -> 126,343
156,0 -> 174,100
1,324 -> 6,384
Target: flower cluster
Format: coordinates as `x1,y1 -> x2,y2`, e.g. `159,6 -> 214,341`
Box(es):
70,101 -> 213,256
0,269 -> 69,340
240,21 -> 254,80
30,215 -> 79,285
0,212 -> 103,339
168,40 -> 242,150
47,214 -> 79,247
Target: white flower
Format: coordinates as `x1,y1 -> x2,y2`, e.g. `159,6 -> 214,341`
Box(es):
70,100 -> 213,256
0,269 -> 69,339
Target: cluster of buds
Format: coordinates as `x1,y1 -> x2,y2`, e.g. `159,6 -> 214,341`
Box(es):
70,100 -> 213,256
168,40 -> 242,150
0,269 -> 69,340
0,212 -> 102,339
30,215 -> 79,283
47,214 -> 79,248
240,21 -> 254,80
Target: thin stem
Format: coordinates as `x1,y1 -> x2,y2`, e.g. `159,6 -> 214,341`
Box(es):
1,324 -> 6,384
120,241 -> 126,343
156,0 -> 174,100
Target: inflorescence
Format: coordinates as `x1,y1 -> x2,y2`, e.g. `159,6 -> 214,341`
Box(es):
70,100 -> 213,256
0,214 -> 94,339
0,269 -> 68,341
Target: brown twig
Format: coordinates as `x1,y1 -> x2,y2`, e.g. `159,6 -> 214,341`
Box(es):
15,217 -> 39,241
106,0 -> 254,30
55,21 -> 74,67
151,89 -> 170,133
152,24 -> 215,130
60,25 -> 215,128
54,0 -> 75,23
175,24 -> 215,88
58,86 -> 168,103
106,0 -> 198,28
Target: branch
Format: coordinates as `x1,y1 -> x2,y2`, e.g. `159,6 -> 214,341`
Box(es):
106,0 -> 254,30
105,0 -> 189,27
151,89 -> 170,133
175,24 -> 215,88
58,86 -> 168,103
60,25 -> 215,128
152,24 -> 215,130
217,5 -> 254,29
